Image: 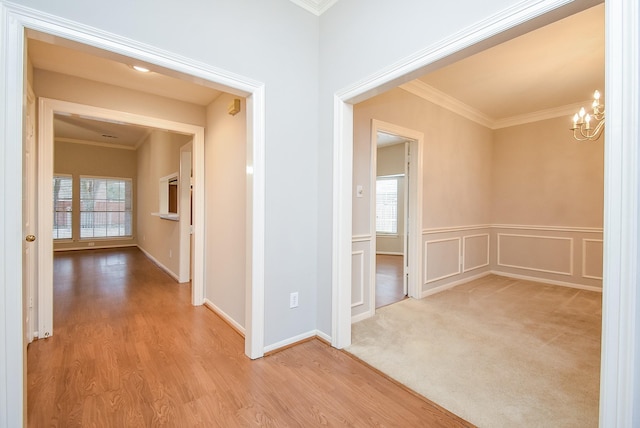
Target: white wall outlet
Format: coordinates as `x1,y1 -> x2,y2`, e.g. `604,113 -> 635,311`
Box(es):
289,292 -> 299,308
169,249 -> 172,258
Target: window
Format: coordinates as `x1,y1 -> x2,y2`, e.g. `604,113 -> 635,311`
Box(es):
80,177 -> 132,238
376,178 -> 398,234
53,175 -> 73,239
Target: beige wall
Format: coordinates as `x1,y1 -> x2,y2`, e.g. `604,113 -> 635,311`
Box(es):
33,69 -> 206,127
53,141 -> 138,250
376,143 -> 405,255
204,94 -> 247,329
136,130 -> 191,278
352,88 -> 604,308
492,116 -> 604,227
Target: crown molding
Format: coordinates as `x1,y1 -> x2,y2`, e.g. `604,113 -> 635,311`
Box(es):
492,100 -> 590,129
399,80 -> 495,128
400,79 -> 591,130
289,0 -> 338,16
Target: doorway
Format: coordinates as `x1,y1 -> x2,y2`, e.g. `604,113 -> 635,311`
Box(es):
371,120 -> 423,314
373,132 -> 413,309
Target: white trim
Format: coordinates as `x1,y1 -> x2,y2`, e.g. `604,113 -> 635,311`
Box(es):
178,143 -> 192,284
400,79 -> 593,130
288,0 -> 338,16
203,298 -> 246,336
497,233 -> 574,276
376,251 -> 403,256
492,224 -> 603,233
316,329 -> 332,343
351,234 -> 372,242
490,271 -> 602,293
462,233 -> 490,273
351,311 -> 373,324
399,80 -> 494,128
137,245 -> 180,282
424,237 -> 462,284
421,271 -> 492,298
423,224 -> 491,234
582,238 -> 603,280
263,330 -> 317,353
351,250 -> 365,308
600,0 -> 640,424
371,119 -> 423,300
492,100 -> 591,129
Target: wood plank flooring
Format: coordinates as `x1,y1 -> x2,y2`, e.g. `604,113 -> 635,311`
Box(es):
27,248 -> 471,427
376,254 -> 406,308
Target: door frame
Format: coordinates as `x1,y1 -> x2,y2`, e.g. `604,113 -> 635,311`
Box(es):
37,98 -> 206,338
370,120 -> 423,312
332,0 -> 640,426
1,5 -> 266,425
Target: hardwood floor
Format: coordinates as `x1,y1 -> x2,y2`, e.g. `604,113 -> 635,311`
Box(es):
28,248 -> 471,427
376,254 -> 407,308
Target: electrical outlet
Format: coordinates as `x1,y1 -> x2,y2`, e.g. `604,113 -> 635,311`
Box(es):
289,292 -> 299,308
169,249 -> 172,258
88,242 -> 94,247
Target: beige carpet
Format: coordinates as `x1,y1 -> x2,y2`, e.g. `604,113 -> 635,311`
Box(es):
347,274 -> 601,427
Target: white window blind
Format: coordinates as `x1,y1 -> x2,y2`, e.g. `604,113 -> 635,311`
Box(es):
376,178 -> 398,234
80,177 -> 132,238
53,175 -> 73,239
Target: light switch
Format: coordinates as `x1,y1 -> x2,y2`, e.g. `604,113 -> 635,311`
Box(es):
356,185 -> 364,198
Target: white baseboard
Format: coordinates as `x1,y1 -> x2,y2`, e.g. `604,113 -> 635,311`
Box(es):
316,329 -> 331,343
136,245 -> 179,282
490,270 -> 603,293
421,271 -> 492,298
53,243 -> 137,252
376,251 -> 404,256
263,330 -> 317,354
203,299 -> 246,336
351,310 -> 374,323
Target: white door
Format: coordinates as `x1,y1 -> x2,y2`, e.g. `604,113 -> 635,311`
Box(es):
23,85 -> 37,344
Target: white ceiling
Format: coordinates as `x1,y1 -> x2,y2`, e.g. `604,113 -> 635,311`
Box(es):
27,3 -> 604,147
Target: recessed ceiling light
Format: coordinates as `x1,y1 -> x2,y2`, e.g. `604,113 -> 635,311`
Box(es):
132,65 -> 150,73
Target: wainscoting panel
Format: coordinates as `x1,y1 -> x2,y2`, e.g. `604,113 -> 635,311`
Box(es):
463,234 -> 490,273
491,226 -> 602,290
352,237 -> 374,321
582,239 -> 603,280
497,234 -> 573,276
424,238 -> 461,284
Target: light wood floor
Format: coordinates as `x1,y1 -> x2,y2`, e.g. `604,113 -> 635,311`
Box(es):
27,248 -> 471,427
376,254 -> 406,308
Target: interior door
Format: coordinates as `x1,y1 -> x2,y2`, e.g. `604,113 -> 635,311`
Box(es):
23,85 -> 37,344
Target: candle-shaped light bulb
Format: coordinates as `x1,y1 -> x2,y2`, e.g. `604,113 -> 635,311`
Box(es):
592,99 -> 598,109
579,107 -> 586,118
573,113 -> 579,128
585,113 -> 591,129
594,90 -> 601,100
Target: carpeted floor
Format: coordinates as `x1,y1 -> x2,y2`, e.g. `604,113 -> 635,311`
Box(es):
347,274 -> 601,427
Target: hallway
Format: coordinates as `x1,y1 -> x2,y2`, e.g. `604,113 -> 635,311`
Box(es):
27,248 -> 470,426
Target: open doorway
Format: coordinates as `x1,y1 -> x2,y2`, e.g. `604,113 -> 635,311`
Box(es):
373,132 -> 414,309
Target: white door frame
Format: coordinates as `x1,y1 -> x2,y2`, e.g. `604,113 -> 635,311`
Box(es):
1,5 -> 266,425
370,120 -> 423,307
332,0 -> 639,426
37,99 -> 206,337
179,142 -> 193,283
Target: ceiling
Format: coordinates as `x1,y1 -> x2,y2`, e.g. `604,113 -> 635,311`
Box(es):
27,3 -> 604,148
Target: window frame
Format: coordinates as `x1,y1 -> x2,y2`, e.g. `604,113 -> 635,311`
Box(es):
375,176 -> 400,236
79,175 -> 133,240
53,174 -> 73,241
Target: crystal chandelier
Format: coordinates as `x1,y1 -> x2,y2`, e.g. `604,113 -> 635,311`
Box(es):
571,90 -> 605,141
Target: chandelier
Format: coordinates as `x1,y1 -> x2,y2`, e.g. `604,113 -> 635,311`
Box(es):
571,90 -> 605,141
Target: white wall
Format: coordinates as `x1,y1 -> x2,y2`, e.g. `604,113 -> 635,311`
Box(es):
204,93 -> 247,330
